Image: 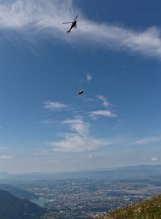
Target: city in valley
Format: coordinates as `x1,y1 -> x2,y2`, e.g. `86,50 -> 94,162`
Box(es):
1,165 -> 161,219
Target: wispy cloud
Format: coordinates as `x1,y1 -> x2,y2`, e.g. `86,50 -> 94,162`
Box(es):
151,157 -> 158,162
0,0 -> 72,29
97,95 -> 110,107
0,154 -> 13,160
34,149 -> 48,156
86,73 -> 92,82
0,0 -> 161,59
43,101 -> 68,111
49,118 -> 110,152
78,23 -> 161,59
90,110 -> 117,119
63,118 -> 89,136
133,136 -> 161,145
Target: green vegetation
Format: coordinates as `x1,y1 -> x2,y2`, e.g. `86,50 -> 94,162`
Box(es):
97,195 -> 161,219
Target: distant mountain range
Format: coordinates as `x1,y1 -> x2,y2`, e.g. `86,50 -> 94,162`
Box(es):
0,189 -> 45,219
1,165 -> 161,181
97,194 -> 161,219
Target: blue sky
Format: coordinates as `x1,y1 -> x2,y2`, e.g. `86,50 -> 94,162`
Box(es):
0,0 -> 161,173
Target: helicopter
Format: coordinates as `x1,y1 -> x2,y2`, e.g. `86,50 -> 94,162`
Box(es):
78,90 -> 84,95
62,15 -> 78,33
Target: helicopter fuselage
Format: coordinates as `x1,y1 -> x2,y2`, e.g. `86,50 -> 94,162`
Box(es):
72,21 -> 77,28
69,21 -> 77,31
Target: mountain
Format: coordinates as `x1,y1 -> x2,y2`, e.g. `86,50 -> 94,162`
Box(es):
97,194 -> 161,219
0,184 -> 37,200
1,165 -> 161,182
0,189 -> 46,219
2,165 -> 161,181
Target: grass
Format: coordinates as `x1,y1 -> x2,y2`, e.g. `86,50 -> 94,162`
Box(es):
96,195 -> 161,219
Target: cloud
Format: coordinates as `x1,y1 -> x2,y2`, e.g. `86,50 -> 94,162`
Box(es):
34,149 -> 48,156
151,157 -> 158,162
51,134 -> 108,152
0,0 -> 161,59
86,73 -> 92,82
90,110 -> 117,119
97,95 -> 110,107
78,23 -> 161,59
43,101 -> 68,111
63,118 -> 89,136
0,154 -> 13,160
0,0 -> 74,41
49,118 -> 110,152
0,0 -> 72,29
133,136 -> 161,145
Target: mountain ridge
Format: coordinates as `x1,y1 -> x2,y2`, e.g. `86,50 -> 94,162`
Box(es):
1,164 -> 161,181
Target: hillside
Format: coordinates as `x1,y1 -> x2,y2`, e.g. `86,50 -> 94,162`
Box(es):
97,195 -> 161,219
0,189 -> 45,219
0,184 -> 37,200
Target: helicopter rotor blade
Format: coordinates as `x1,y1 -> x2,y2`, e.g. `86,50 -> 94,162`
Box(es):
62,22 -> 73,24
74,15 -> 78,21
